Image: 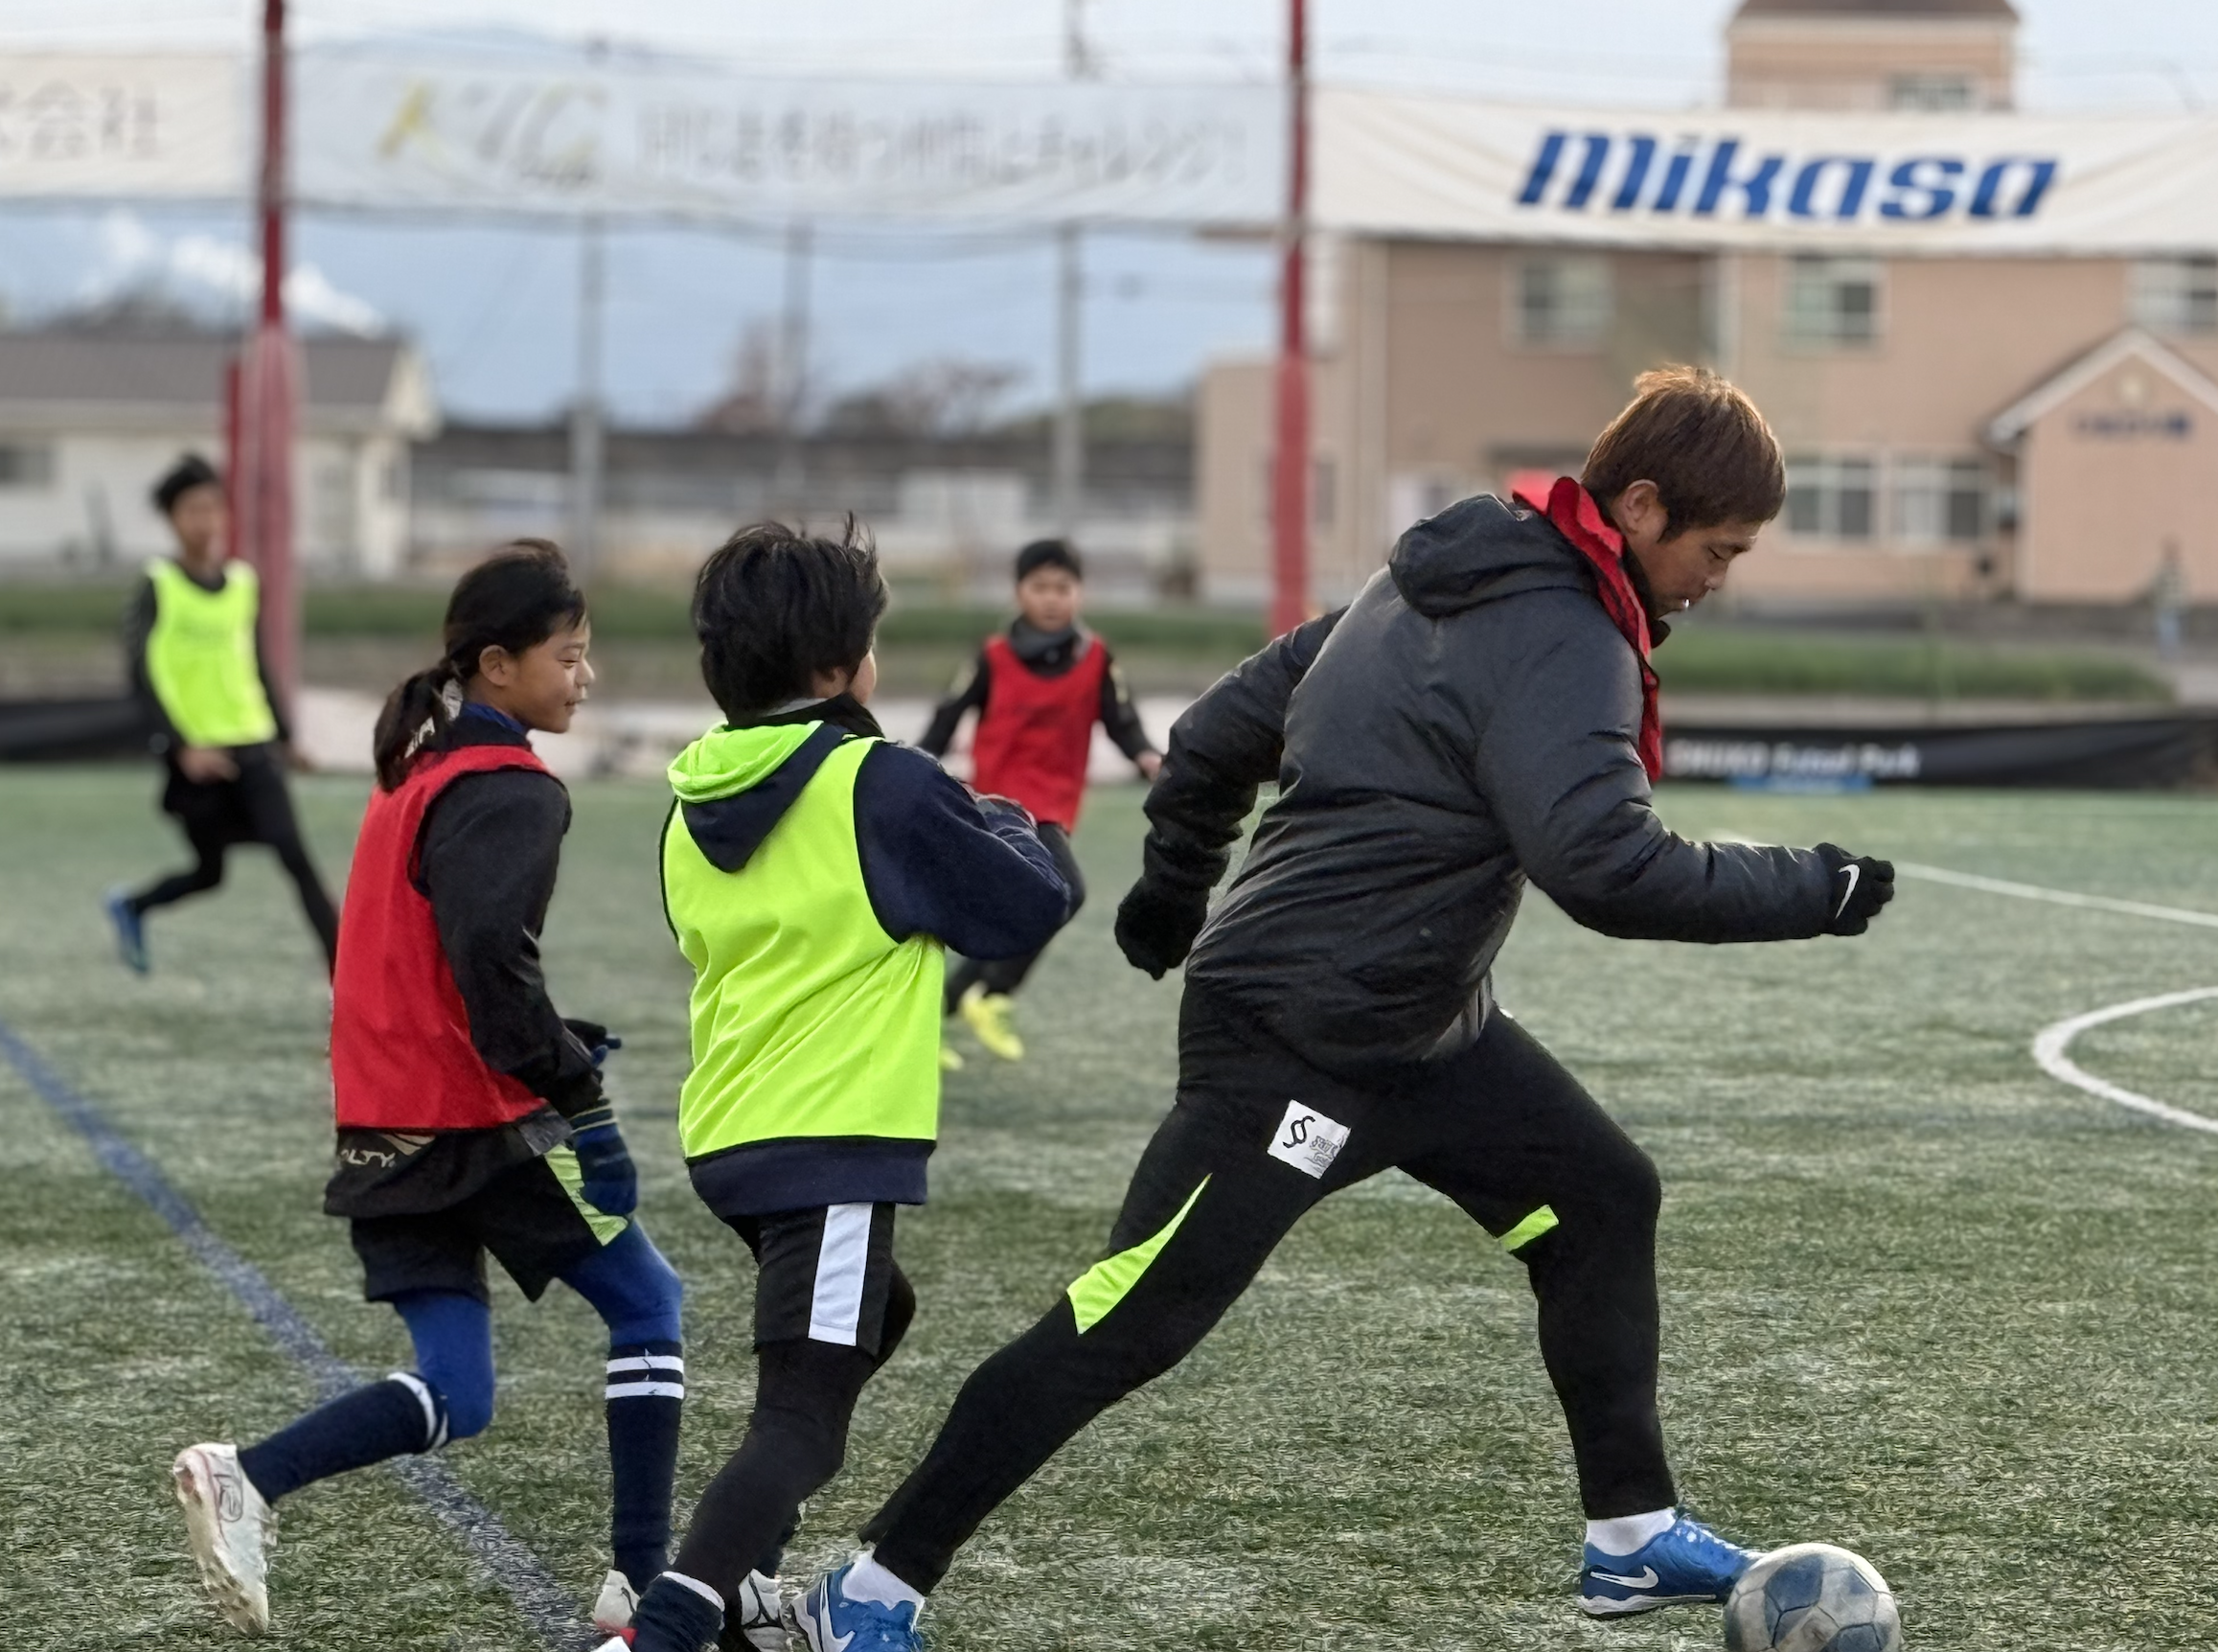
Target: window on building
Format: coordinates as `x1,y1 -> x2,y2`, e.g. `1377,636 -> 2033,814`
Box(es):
1512,255 -> 1612,348
1887,74 -> 1977,111
0,443 -> 56,488
1784,257 -> 1882,348
1894,457 -> 1988,545
1786,454 -> 1878,541
2131,257 -> 2218,336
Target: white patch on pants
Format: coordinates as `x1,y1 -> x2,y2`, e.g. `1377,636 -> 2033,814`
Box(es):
807,1203 -> 874,1345
1266,1100 -> 1350,1179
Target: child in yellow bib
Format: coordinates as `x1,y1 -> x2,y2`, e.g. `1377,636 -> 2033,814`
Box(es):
106,453 -> 338,975
616,520 -> 1068,1652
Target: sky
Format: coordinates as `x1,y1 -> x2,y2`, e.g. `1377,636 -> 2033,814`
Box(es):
4,0 -> 2216,427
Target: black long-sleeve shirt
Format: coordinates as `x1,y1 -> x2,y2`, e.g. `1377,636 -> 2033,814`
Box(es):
122,562 -> 290,755
324,709 -> 602,1218
918,622 -> 1155,767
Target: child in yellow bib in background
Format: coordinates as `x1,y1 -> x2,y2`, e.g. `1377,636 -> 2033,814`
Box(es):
106,453 -> 339,975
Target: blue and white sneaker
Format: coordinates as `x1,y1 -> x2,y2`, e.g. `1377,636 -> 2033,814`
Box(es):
1578,1511 -> 1759,1617
795,1564 -> 923,1651
105,888 -> 149,975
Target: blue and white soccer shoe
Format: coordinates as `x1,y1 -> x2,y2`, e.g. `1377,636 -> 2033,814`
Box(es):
1579,1511 -> 1760,1617
795,1564 -> 924,1651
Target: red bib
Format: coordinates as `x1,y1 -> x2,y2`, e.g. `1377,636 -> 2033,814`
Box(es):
331,744 -> 555,1131
970,631 -> 1108,830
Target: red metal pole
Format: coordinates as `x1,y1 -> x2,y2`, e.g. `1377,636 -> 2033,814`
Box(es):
247,0 -> 300,716
220,356 -> 241,564
260,0 -> 285,333
1268,0 -> 1310,637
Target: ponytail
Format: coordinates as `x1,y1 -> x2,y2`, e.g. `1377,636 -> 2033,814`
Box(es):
371,539 -> 587,790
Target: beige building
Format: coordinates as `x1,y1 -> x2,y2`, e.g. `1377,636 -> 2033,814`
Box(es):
1200,0 -> 2218,614
0,323 -> 439,579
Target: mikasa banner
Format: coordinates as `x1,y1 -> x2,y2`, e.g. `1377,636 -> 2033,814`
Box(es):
291,51 -> 1284,228
1315,87 -> 2218,255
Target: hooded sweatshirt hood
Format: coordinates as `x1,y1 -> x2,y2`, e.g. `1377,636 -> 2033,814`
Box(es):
1386,491 -> 1591,619
669,721 -> 852,874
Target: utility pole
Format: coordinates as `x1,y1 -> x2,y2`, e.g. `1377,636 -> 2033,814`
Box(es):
1052,0 -> 1091,541
1268,0 -> 1311,635
569,213 -> 606,581
238,0 -> 300,710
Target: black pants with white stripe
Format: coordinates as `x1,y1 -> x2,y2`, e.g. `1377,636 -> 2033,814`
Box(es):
864,987 -> 1674,1593
669,1203 -> 917,1604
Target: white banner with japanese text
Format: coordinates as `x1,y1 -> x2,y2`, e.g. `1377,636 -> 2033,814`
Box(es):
0,54 -> 240,198
291,52 -> 1284,228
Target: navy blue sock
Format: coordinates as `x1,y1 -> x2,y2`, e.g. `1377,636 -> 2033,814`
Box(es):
236,1374 -> 445,1503
629,1574 -> 724,1652
606,1340 -> 684,1592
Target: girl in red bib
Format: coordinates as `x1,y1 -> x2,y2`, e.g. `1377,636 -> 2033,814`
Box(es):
169,542 -> 687,1644
919,539 -> 1159,1062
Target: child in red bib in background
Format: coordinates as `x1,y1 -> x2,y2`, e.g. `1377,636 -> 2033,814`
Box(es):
169,542 -> 685,1646
919,539 -> 1159,1063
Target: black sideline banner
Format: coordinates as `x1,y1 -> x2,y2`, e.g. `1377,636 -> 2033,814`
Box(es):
1664,715 -> 2218,791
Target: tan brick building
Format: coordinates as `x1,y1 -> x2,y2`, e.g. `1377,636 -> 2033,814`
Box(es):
1200,0 -> 2218,615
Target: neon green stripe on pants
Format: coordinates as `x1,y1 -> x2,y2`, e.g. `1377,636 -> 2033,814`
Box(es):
1065,1177 -> 1210,1334
1499,1204 -> 1559,1252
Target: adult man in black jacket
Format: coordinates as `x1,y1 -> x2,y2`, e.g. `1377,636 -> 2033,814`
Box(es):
793,368 -> 1897,1648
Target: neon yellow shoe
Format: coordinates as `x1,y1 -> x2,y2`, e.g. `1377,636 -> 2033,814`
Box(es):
959,984 -> 1025,1062
939,1044 -> 966,1072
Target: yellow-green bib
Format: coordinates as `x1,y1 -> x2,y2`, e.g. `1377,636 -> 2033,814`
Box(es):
145,559 -> 279,748
662,726 -> 945,1160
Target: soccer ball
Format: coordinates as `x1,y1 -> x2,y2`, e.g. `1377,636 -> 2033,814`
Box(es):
1723,1542 -> 1901,1652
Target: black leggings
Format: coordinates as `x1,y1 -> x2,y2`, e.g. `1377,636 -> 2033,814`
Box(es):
670,1244 -> 918,1600
131,748 -> 339,971
945,822 -> 1085,1006
864,991 -> 1671,1592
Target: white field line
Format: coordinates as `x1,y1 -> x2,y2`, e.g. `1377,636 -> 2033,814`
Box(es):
1894,861 -> 2218,931
1717,833 -> 2218,1132
1813,846 -> 2218,1135
2031,988 -> 2218,1138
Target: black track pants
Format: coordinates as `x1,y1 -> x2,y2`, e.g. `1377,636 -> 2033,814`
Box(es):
945,822 -> 1084,1005
864,989 -> 1673,1592
132,748 -> 339,970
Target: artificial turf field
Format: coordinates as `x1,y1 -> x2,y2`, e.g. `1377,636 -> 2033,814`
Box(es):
9,767 -> 2218,1651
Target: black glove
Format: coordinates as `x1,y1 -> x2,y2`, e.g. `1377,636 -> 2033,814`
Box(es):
1815,843 -> 1896,935
567,1103 -> 637,1216
1114,879 -> 1211,979
561,1019 -> 622,1067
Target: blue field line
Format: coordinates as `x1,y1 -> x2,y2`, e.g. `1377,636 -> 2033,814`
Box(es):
0,1015 -> 591,1652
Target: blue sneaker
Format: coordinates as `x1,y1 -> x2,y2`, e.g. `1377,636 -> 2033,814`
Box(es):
795,1564 -> 923,1651
1578,1511 -> 1759,1617
104,889 -> 149,975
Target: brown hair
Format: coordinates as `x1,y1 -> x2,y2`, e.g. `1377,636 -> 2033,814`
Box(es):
1581,365 -> 1785,536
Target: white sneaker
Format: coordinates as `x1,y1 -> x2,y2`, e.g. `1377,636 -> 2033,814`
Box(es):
172,1443 -> 277,1635
592,1569 -> 638,1634
734,1570 -> 789,1651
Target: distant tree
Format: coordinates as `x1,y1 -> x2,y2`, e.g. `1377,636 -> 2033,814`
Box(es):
989,390 -> 1194,445
696,321 -> 786,435
819,357 -> 1025,437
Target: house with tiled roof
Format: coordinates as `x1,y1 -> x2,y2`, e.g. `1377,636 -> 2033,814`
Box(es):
0,309 -> 437,576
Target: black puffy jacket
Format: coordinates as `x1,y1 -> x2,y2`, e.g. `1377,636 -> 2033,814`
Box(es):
1142,492 -> 1837,1075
